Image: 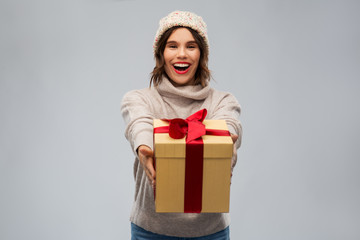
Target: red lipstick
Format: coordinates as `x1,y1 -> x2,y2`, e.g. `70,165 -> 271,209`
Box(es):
173,62 -> 191,74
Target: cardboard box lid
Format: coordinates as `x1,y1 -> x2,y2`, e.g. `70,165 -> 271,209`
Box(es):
154,119 -> 233,159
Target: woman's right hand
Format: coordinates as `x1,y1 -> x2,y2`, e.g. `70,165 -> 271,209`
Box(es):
138,145 -> 156,189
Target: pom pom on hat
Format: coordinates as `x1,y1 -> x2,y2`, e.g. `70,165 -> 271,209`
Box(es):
153,10 -> 209,53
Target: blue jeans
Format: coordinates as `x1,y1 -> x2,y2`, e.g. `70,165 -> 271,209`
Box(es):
131,223 -> 230,240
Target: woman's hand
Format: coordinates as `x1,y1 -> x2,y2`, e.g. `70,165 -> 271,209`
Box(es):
231,134 -> 238,144
230,134 -> 238,184
138,145 -> 156,189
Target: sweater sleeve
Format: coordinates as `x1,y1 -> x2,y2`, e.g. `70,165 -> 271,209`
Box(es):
209,91 -> 243,170
209,92 -> 242,148
121,89 -> 155,155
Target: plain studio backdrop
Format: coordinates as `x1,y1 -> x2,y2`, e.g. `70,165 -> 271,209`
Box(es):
1,0 -> 359,239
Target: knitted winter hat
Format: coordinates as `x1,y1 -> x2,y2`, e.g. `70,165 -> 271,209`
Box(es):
153,10 -> 209,53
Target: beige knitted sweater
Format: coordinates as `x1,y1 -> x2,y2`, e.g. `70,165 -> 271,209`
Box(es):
121,77 -> 242,237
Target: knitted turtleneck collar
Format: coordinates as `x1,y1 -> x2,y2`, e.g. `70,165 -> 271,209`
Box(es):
156,77 -> 211,101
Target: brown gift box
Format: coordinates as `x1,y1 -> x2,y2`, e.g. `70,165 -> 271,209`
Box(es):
153,119 -> 233,213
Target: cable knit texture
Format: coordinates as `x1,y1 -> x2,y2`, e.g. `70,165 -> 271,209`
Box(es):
121,77 -> 242,238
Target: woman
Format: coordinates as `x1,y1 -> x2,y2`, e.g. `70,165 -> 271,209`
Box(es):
121,10 -> 242,239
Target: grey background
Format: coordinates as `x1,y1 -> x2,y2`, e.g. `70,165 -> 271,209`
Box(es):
1,0 -> 359,239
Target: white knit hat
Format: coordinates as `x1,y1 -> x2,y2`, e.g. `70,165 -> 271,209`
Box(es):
153,10 -> 209,53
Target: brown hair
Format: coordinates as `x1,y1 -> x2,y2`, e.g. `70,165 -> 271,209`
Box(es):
150,26 -> 211,87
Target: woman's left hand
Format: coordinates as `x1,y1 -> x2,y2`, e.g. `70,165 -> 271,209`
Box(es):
230,134 -> 238,184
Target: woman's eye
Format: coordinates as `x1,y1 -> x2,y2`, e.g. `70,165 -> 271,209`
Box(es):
168,45 -> 177,48
187,45 -> 196,49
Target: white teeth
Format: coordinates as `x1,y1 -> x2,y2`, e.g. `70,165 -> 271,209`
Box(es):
174,63 -> 190,67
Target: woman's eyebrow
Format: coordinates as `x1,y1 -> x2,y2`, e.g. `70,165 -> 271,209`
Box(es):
166,40 -> 197,44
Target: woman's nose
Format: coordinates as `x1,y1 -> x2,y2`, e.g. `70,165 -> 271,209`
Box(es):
177,46 -> 187,58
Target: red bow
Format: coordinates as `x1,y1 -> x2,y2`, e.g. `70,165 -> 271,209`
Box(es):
166,109 -> 207,142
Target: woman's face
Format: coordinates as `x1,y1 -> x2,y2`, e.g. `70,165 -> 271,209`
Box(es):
163,28 -> 201,86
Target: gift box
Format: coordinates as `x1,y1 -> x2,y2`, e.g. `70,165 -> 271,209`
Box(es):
153,109 -> 233,213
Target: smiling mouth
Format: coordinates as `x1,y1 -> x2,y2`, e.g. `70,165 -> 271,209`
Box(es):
173,63 -> 190,74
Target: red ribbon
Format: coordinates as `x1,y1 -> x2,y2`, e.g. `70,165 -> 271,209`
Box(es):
154,109 -> 230,213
